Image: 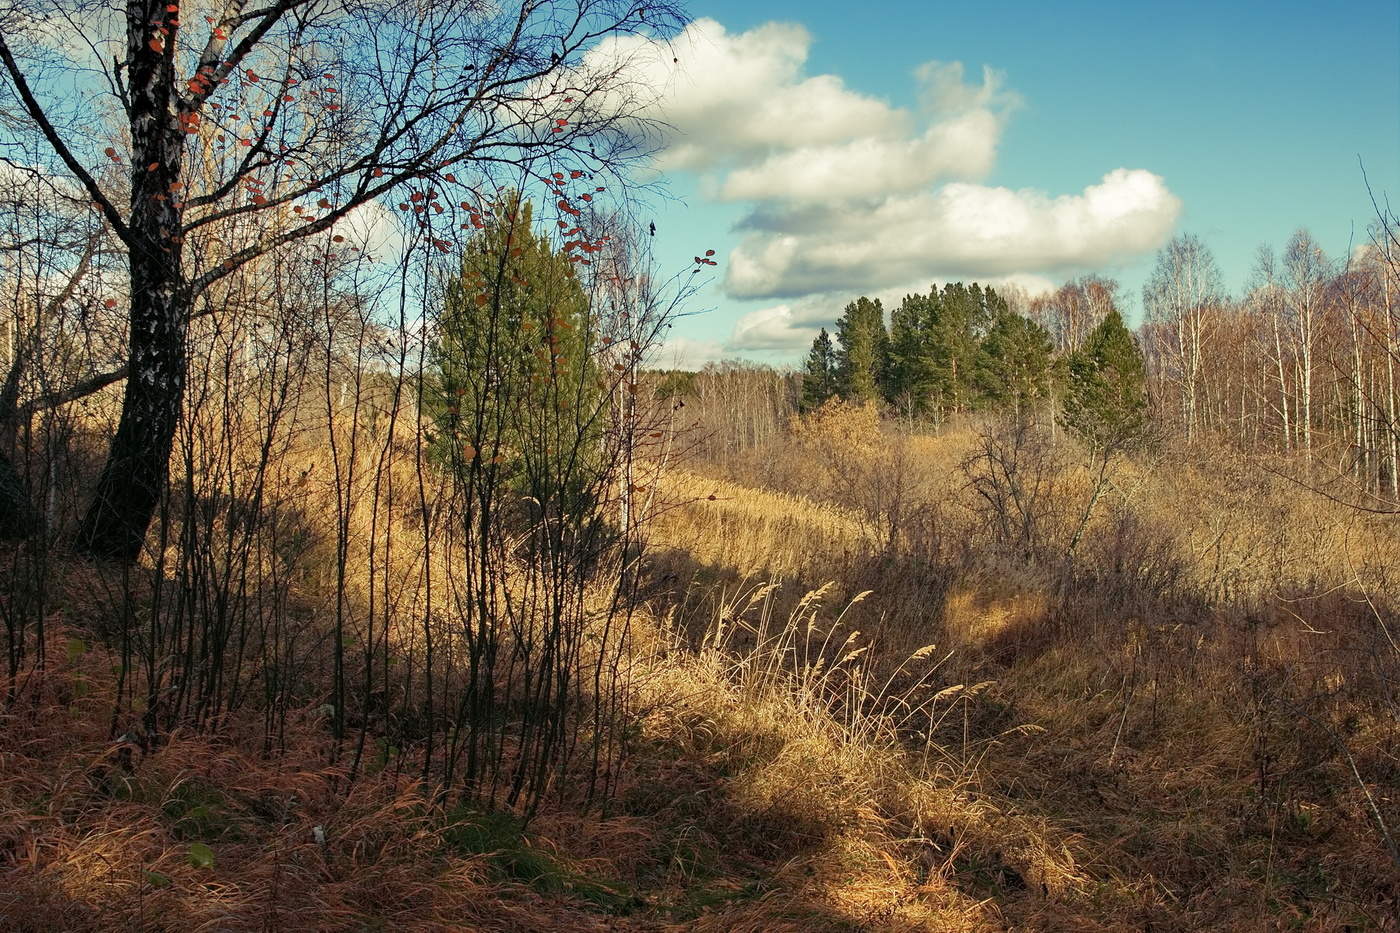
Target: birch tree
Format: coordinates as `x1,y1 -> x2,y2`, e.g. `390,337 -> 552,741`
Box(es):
1143,233 -> 1223,441
0,0 -> 678,559
1281,229 -> 1332,466
1250,245 -> 1294,453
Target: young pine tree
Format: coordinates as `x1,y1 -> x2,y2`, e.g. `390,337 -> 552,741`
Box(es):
975,311 -> 1056,420
800,328 -> 838,412
834,296 -> 888,404
928,283 -> 991,414
886,292 -> 936,418
429,194 -> 602,512
1059,309 -> 1148,455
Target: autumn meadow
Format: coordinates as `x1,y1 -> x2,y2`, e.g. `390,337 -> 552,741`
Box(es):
1,1 -> 1398,930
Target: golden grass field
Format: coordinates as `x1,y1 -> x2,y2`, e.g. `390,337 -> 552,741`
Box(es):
3,401 -> 1398,931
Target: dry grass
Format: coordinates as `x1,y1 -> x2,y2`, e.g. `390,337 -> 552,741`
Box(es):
648,411 -> 1400,931
5,396 -> 1399,931
2,576 -> 1048,931
655,469 -> 872,581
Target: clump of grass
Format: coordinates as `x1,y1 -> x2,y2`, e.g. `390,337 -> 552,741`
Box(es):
634,581 -> 1085,928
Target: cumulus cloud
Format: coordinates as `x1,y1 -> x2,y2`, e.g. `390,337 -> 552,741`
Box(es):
727,303 -> 820,351
336,198 -> 409,260
584,18 -> 1182,354
584,19 -> 1011,200
593,19 -> 902,167
725,169 -> 1181,301
717,109 -> 1002,202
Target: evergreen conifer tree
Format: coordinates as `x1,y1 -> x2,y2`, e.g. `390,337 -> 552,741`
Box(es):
1059,309 -> 1148,454
886,292 -> 935,417
800,328 -> 838,412
834,297 -> 888,404
429,193 -> 602,509
975,311 -> 1056,419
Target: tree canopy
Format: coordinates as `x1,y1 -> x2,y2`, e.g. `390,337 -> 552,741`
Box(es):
802,282 -> 1048,422
1059,309 -> 1148,455
0,0 -> 680,559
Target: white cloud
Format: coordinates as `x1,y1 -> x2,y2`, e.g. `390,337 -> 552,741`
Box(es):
727,303 -> 817,351
584,19 -> 1010,201
725,169 -> 1181,300
336,198 -> 409,260
916,61 -> 1013,115
717,109 -> 1002,202
649,335 -> 726,370
590,19 -> 904,169
585,19 -> 1182,354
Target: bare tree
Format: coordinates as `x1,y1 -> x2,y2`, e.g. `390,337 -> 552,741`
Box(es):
1280,229 -> 1333,466
0,152 -> 129,536
1027,274 -> 1118,355
1143,233 -> 1224,442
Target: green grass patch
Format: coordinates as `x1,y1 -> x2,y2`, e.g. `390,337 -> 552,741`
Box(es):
441,806 -> 642,914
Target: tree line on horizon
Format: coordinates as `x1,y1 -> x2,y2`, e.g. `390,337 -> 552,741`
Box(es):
789,225 -> 1400,497
799,281 -> 1148,452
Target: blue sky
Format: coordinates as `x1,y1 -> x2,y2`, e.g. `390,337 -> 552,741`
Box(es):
626,0 -> 1400,367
